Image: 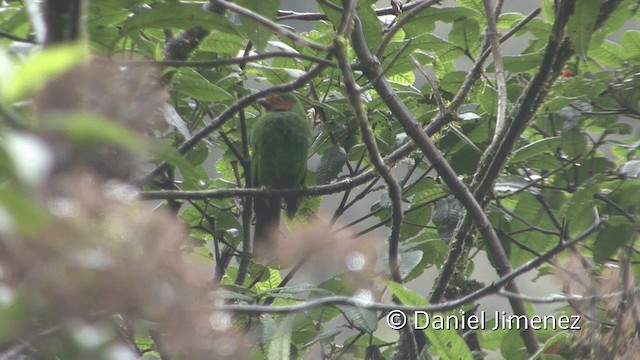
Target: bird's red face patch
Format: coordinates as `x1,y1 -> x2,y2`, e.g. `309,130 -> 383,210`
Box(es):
264,95 -> 294,111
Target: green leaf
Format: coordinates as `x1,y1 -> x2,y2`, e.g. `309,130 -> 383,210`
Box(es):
316,144 -> 346,185
593,223 -> 635,263
541,0 -> 555,23
255,267 -> 283,293
122,3 -> 237,35
456,0 -> 485,23
302,327 -> 342,348
563,177 -> 600,236
567,0 -> 600,56
500,52 -> 544,72
199,31 -> 246,55
336,305 -> 378,332
174,68 -> 234,101
589,40 -> 625,67
354,0 -> 383,51
157,145 -> 201,189
320,0 -> 382,51
621,31 -> 640,59
431,195 -> 464,241
387,282 -> 473,360
561,129 -> 588,159
500,329 -> 528,360
477,83 -> 497,116
511,137 -> 562,162
440,71 -> 467,93
402,200 -> 432,241
497,12 -> 524,29
236,0 -> 280,52
382,245 -> 424,281
401,7 -> 479,38
448,17 -> 480,52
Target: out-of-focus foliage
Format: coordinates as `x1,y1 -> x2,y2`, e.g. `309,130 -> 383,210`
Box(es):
0,0 -> 639,359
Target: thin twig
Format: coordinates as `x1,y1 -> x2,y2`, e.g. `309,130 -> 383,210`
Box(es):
333,2 -> 404,284
122,52 -> 336,68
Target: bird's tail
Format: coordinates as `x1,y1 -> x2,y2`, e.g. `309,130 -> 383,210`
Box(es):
285,195 -> 299,219
253,195 -> 281,259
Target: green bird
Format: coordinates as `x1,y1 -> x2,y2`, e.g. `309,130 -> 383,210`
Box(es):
251,93 -> 313,257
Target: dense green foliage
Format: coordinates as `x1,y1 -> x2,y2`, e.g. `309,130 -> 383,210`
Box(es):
0,0 -> 639,359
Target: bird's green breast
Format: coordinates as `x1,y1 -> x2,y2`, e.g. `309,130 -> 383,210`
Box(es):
251,110 -> 312,188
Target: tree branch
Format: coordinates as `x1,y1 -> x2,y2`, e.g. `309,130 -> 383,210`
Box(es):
208,0 -> 330,52
482,0 -> 507,142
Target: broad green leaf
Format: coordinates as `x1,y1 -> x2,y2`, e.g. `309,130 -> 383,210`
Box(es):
354,0 -> 383,51
122,3 -> 237,35
302,327 -> 341,348
382,244 -> 424,280
500,52 -> 544,72
589,40 -> 625,67
563,177 -> 600,236
316,144 -> 346,185
593,223 -> 635,263
402,201 -> 432,241
161,104 -> 191,140
431,195 -> 464,241
337,305 -> 378,332
621,31 -> 640,59
500,329 -> 528,360
319,0 -> 382,51
246,63 -> 306,84
541,0 -> 555,23
592,0 -> 639,45
511,137 -> 562,162
567,0 -> 600,56
255,267 -> 283,293
437,70 -> 466,94
387,282 -> 473,360
477,83 -> 497,116
528,331 -> 569,360
388,71 -> 416,85
173,68 -> 234,101
456,0 -> 485,23
449,18 -> 480,52
561,129 -> 588,159
236,0 -> 280,52
199,31 -> 246,55
401,7 -> 479,38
